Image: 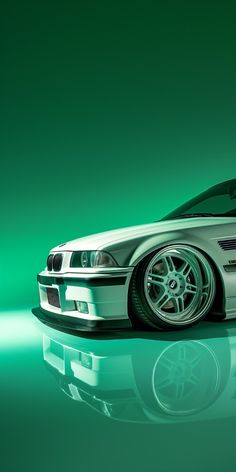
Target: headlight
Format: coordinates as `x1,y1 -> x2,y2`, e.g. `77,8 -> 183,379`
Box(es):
70,251 -> 118,268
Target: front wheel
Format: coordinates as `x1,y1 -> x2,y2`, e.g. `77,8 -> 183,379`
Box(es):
129,245 -> 216,330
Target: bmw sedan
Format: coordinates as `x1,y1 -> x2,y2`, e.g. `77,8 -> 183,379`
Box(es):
33,178 -> 236,331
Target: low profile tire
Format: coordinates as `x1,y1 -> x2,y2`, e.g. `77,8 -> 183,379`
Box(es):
129,245 -> 216,330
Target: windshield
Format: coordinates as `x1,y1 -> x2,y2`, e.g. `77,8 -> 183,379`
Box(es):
162,179 -> 236,220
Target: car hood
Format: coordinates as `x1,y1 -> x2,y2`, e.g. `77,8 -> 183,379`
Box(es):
51,217 -> 233,252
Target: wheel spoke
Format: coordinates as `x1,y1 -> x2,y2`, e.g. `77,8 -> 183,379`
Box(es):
165,256 -> 175,272
178,343 -> 187,361
186,283 -> 198,294
157,375 -> 172,390
148,273 -> 165,284
156,293 -> 170,309
202,284 -> 210,296
173,296 -> 184,313
191,354 -> 202,368
147,277 -> 162,287
176,382 -> 185,399
189,373 -> 200,386
160,357 -> 174,370
161,255 -> 175,274
178,261 -> 192,276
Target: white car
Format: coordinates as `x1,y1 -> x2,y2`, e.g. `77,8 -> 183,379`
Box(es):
33,178 -> 236,331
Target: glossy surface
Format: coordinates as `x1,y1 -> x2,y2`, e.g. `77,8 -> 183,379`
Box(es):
2,309 -> 236,471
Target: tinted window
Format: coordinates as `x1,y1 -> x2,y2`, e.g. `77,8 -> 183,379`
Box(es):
162,179 -> 236,220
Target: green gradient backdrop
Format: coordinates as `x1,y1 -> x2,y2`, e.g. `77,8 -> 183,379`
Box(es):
2,1 -> 236,309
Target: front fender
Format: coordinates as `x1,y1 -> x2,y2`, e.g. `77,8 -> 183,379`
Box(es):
129,232 -> 189,265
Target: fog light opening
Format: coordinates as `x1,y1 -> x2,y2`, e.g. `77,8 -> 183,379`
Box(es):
76,301 -> 89,314
80,353 -> 92,369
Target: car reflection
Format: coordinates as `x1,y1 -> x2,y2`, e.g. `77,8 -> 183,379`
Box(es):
39,322 -> 236,423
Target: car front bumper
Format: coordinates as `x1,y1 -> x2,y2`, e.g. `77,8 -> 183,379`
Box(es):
33,268 -> 133,331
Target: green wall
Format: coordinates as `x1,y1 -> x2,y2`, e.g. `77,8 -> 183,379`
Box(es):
2,1 -> 236,308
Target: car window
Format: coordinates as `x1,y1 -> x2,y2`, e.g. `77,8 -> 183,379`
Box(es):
162,179 -> 236,220
180,194 -> 236,214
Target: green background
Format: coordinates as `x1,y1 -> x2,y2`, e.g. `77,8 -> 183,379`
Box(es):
2,1 -> 236,309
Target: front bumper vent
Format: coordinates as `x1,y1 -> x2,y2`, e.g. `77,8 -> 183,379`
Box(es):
47,287 -> 60,308
218,239 -> 236,251
47,253 -> 63,271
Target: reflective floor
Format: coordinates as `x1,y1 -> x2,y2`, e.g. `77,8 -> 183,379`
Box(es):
1,310 -> 236,472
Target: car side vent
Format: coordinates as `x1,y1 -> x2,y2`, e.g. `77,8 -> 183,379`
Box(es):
218,239 -> 236,251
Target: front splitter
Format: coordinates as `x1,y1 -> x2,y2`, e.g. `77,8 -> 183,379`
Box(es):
32,307 -> 132,332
